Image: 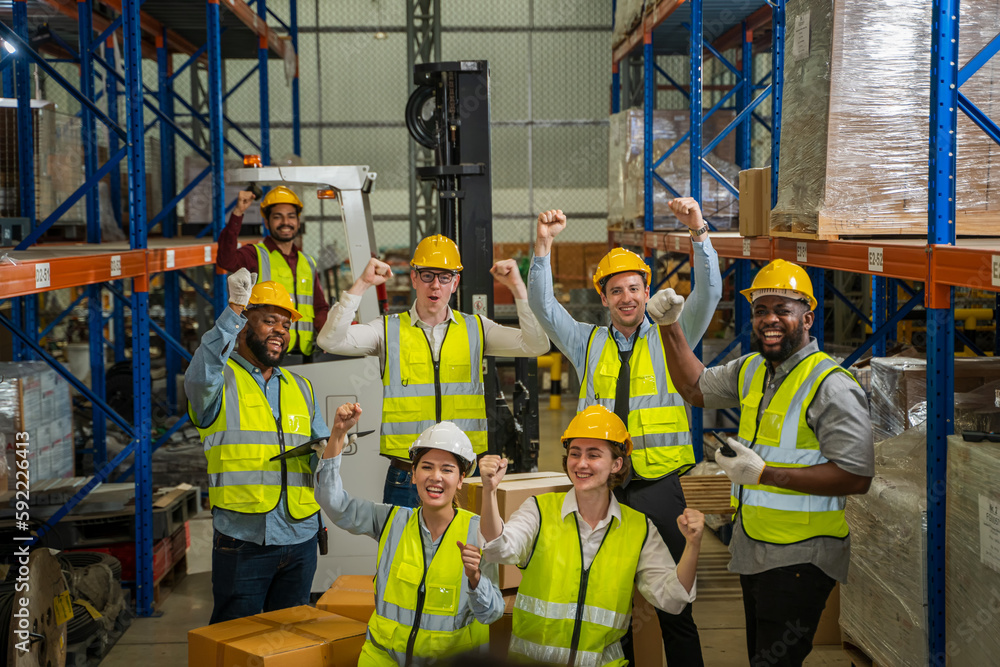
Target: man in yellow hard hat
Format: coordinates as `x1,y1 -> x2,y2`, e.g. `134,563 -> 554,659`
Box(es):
659,258 -> 874,666
184,267 -> 331,623
217,186 -> 329,360
528,198 -> 721,666
315,234 -> 550,507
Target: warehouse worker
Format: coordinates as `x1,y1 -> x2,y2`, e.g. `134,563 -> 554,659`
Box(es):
658,259 -> 874,667
316,403 -> 504,665
478,405 -> 704,666
528,199 -> 720,666
185,268 -> 329,624
315,234 -> 550,507
217,187 -> 329,360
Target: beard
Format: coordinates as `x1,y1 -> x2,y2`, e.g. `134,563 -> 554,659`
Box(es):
751,317 -> 806,363
246,328 -> 287,367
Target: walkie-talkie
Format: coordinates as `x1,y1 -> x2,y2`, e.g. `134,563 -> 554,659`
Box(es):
247,182 -> 263,201
711,431 -> 738,458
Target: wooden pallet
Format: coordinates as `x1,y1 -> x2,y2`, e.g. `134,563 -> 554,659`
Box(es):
153,553 -> 187,608
770,208 -> 1000,240
841,631 -> 883,667
679,475 -> 733,515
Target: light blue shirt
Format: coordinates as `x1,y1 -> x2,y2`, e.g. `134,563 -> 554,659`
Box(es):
184,307 -> 330,546
527,238 -> 723,374
315,455 -> 505,624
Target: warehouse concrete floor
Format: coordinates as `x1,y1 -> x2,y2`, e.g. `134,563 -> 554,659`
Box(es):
102,404 -> 849,666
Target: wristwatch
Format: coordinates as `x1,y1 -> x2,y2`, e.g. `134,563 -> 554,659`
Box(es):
689,224 -> 709,238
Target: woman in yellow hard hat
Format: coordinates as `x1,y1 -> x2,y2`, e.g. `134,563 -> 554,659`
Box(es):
478,405 -> 705,666
218,182 -> 329,360
315,403 -> 504,665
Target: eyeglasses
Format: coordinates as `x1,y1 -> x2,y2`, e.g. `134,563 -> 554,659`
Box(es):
417,270 -> 456,285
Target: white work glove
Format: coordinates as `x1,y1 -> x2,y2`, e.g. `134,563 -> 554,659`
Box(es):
716,438 -> 766,486
311,439 -> 328,457
227,268 -> 257,307
646,288 -> 685,326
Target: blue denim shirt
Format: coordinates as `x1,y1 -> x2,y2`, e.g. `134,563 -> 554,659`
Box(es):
527,238 -> 722,372
184,307 -> 330,546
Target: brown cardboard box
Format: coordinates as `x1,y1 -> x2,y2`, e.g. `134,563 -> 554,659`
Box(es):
315,575 -> 376,623
739,167 -> 771,237
813,583 -> 841,646
489,591 -> 518,658
457,471 -> 567,513
188,606 -> 366,667
632,587 -> 664,667
461,472 -> 573,587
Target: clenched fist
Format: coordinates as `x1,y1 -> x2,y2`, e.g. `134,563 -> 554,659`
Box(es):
647,288 -> 685,326
535,209 -> 567,257
227,268 -> 257,308
457,540 -> 483,589
234,190 -> 257,217
478,455 -> 508,493
490,259 -> 527,299
676,508 -> 705,545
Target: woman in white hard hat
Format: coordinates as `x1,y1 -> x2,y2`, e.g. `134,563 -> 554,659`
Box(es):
315,403 -> 504,666
478,405 -> 705,666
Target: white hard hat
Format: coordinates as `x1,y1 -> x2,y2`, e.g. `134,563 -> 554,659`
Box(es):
409,421 -> 477,468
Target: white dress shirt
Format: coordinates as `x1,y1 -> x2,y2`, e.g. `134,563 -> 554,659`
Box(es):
480,488 -> 696,614
315,292 -> 551,368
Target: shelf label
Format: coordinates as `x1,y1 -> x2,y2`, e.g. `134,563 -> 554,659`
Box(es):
796,243 -> 807,263
166,249 -> 176,269
992,256 -> 1000,287
35,263 -> 50,289
110,255 -> 122,277
742,238 -> 751,257
204,246 -> 213,263
868,247 -> 884,273
674,236 -> 681,251
980,494 -> 1000,575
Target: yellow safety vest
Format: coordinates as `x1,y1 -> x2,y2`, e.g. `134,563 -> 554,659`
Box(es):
381,311 -> 487,457
191,358 -> 321,519
579,325 -> 693,478
254,243 -> 318,355
360,507 -> 489,666
511,492 -> 647,667
733,352 -> 853,544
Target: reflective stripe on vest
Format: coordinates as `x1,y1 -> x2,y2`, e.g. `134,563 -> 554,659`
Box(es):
578,326 -> 693,478
381,311 -> 487,457
512,492 -> 647,667
732,352 -> 852,544
254,244 -> 317,355
362,507 -> 489,664
190,359 -> 321,519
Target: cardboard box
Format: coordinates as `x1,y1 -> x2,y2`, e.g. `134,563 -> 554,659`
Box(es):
631,587 -> 664,667
813,583 -> 841,646
739,167 -> 772,237
489,591 -> 518,658
315,575 -> 376,623
188,606 -> 366,667
462,472 -> 573,588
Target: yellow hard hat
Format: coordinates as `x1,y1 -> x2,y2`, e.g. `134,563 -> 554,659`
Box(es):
592,248 -> 651,295
410,234 -> 463,272
740,259 -> 817,310
247,280 -> 303,322
562,405 -> 633,457
259,186 -> 304,216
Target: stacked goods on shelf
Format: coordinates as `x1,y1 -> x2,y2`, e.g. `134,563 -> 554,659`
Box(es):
815,0 -> 1000,236
946,435 -> 1000,666
612,0 -> 645,46
769,0 -> 832,236
842,355 -> 1000,664
0,362 -> 75,489
183,156 -> 263,227
608,109 -> 739,231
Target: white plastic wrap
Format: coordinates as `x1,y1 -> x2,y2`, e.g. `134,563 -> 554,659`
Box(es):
819,0 -> 1000,234
770,0 -> 833,234
869,356 -> 1000,443
612,0 -> 645,46
947,435 -> 1000,666
608,109 -> 738,230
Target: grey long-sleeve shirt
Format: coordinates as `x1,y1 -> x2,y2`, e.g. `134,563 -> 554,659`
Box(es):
314,454 -> 504,624
697,338 -> 875,583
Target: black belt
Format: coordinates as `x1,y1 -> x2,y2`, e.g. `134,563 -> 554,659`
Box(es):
389,458 -> 413,472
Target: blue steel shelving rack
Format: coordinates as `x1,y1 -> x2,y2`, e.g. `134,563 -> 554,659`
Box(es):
0,0 -> 300,616
612,0 -> 1000,661
611,0 -> 774,452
